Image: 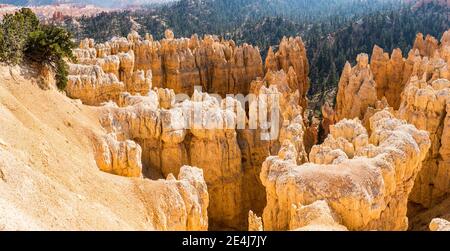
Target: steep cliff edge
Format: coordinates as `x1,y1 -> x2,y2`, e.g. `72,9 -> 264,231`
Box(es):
0,65 -> 208,230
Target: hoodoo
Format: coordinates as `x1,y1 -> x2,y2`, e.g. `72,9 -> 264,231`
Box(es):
1,1 -> 450,232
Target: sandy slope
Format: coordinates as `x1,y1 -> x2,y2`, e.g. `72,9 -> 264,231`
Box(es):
0,64 -> 171,230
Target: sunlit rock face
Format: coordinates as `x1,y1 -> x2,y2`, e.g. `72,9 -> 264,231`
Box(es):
370,46 -> 410,110
398,77 -> 450,208
261,110 -> 430,231
335,53 -> 378,122
265,36 -> 310,110
65,63 -> 125,105
68,30 -> 264,101
429,218 -> 450,231
97,89 -> 258,230
59,27 -> 450,231
0,64 -> 208,231
327,29 -> 450,214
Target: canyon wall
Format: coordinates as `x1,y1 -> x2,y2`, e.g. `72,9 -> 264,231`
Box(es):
328,29 -> 450,213
68,30 -> 265,103
261,110 -> 430,230
9,26 -> 450,231
0,65 -> 208,230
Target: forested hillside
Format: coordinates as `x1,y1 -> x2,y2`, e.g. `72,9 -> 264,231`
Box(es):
61,0 -> 449,97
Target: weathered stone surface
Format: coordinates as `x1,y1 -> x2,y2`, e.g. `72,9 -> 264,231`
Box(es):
66,63 -> 124,105
99,89 -> 252,230
398,77 -> 450,208
335,54 -> 378,122
429,218 -> 450,231
265,37 -> 309,109
248,211 -> 263,231
93,133 -> 142,178
289,200 -> 348,231
72,31 -> 264,98
413,33 -> 440,58
0,65 -> 208,230
370,46 -> 410,109
261,110 -> 430,230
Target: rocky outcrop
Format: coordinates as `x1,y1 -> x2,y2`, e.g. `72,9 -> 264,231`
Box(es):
0,65 -> 208,230
335,54 -> 378,122
429,218 -> 450,231
154,165 -> 209,231
71,30 -> 264,99
398,77 -> 450,208
261,110 -> 430,230
98,89 -> 251,230
265,37 -> 309,109
66,63 -> 124,105
413,33 -> 439,58
92,133 -> 142,178
248,211 -> 263,231
289,200 -> 348,231
370,46 -> 411,109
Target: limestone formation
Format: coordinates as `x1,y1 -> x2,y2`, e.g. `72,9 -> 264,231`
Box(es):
369,30 -> 450,110
265,37 -> 309,109
261,110 -> 430,230
248,211 -> 263,231
321,101 -> 336,138
99,89 -> 250,230
429,218 -> 450,231
289,200 -> 348,231
66,63 -> 124,105
93,133 -> 143,178
9,23 -> 450,232
370,46 -> 410,109
70,31 -> 264,99
0,65 -> 208,230
413,33 -> 439,58
398,77 -> 450,208
335,54 -> 378,122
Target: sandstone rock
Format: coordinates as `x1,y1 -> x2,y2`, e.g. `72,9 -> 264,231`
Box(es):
398,77 -> 450,207
429,218 -> 450,231
265,36 -> 309,109
261,110 -> 430,230
370,46 -> 409,109
321,101 -> 336,138
66,63 -> 124,105
289,200 -> 348,231
335,54 -> 378,122
99,90 -> 252,230
0,66 -> 209,230
74,31 -> 264,99
413,33 -> 439,58
248,211 -> 263,231
93,133 -> 142,178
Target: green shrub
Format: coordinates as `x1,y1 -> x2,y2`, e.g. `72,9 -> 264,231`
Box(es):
25,25 -> 75,90
0,8 -> 75,90
55,58 -> 69,91
0,8 -> 39,64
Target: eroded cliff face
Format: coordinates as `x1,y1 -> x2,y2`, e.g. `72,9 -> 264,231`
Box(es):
335,54 -> 378,122
322,29 -> 450,229
68,30 -> 264,102
261,110 -> 430,231
370,46 -> 411,110
6,23 -> 450,231
97,88 -> 251,230
94,68 -> 312,229
265,37 -> 310,110
398,77 -> 450,208
0,65 -> 208,230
